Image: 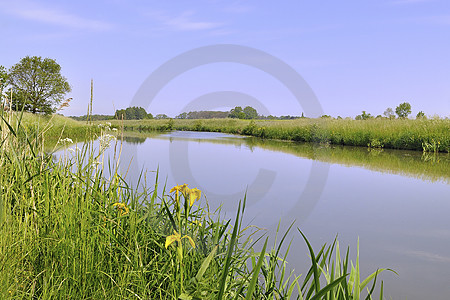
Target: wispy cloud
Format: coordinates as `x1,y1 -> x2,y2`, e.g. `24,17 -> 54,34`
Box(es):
147,10 -> 223,31
2,1 -> 114,31
404,250 -> 450,263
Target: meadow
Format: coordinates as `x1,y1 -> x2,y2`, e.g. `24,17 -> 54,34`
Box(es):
0,112 -> 391,299
109,117 -> 450,153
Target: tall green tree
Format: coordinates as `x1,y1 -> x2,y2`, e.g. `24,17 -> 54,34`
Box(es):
416,111 -> 426,119
155,114 -> 168,119
355,110 -> 372,120
176,112 -> 188,119
243,106 -> 258,119
229,106 -> 258,119
7,56 -> 71,114
115,106 -> 152,120
383,107 -> 395,119
395,102 -> 412,118
229,106 -> 245,119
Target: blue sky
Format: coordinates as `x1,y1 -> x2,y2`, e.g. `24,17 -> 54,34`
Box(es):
1,0 -> 449,118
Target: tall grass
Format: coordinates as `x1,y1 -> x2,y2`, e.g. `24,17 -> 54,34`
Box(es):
110,118 -> 450,153
1,112 -> 391,299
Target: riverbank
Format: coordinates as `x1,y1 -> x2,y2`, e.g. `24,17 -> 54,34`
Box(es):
0,113 -> 389,299
1,112 -> 99,145
139,132 -> 448,183
111,119 -> 450,153
109,118 -> 450,153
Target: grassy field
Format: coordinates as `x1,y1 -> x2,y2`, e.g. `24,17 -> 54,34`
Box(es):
109,118 -> 450,153
0,112 -> 391,299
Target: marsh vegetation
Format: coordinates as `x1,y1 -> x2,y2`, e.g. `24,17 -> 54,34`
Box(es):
0,112 -> 393,299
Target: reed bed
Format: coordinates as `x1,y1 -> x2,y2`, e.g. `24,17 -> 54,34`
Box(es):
1,112 -> 391,299
110,118 -> 450,153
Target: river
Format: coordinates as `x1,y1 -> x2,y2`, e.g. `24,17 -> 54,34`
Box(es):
100,130 -> 449,299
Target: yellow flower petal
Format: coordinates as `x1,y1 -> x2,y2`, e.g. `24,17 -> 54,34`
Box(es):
169,185 -> 181,194
165,230 -> 181,248
180,184 -> 189,197
182,235 -> 196,248
189,188 -> 202,206
112,202 -> 129,216
192,220 -> 202,227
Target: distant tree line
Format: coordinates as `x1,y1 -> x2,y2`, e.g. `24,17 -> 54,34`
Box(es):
70,106 -> 153,121
71,114 -> 114,121
115,106 -> 153,120
355,102 -> 427,120
70,102 -> 432,122
176,111 -> 229,119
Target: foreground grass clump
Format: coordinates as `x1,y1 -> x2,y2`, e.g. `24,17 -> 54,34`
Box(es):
110,117 -> 450,152
3,111 -> 99,147
1,114 -> 391,299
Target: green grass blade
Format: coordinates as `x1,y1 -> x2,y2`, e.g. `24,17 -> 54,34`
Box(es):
310,274 -> 348,300
298,229 -> 321,294
162,197 -> 177,231
245,237 -> 268,300
217,201 -> 241,299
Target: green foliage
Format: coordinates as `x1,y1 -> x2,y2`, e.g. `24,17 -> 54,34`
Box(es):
229,106 -> 245,119
355,111 -> 373,120
177,111 -> 229,119
70,114 -> 114,121
383,108 -> 395,119
155,113 -> 169,119
115,106 -> 152,120
112,118 -> 450,153
6,56 -> 71,114
0,65 -> 8,94
395,102 -> 412,118
416,111 -> 426,119
229,106 -> 258,119
243,106 -> 258,119
176,112 -> 188,119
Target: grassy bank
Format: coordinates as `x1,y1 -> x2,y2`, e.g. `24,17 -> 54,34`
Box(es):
109,118 -> 450,153
1,111 -> 100,150
0,115 -> 391,298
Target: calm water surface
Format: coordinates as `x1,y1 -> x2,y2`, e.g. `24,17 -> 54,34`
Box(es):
105,131 -> 449,300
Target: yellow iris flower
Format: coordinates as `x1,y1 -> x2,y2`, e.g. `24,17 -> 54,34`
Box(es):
188,188 -> 202,206
165,230 -> 196,249
192,220 -> 202,227
113,202 -> 129,216
170,184 -> 189,198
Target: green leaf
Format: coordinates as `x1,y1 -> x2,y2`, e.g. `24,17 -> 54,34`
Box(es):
298,229 -> 321,294
179,293 -> 193,300
245,237 -> 268,300
195,245 -> 218,282
310,274 -> 348,300
217,201 -> 241,299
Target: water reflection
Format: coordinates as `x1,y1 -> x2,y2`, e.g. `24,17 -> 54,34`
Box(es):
123,131 -> 449,184
122,135 -> 146,144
